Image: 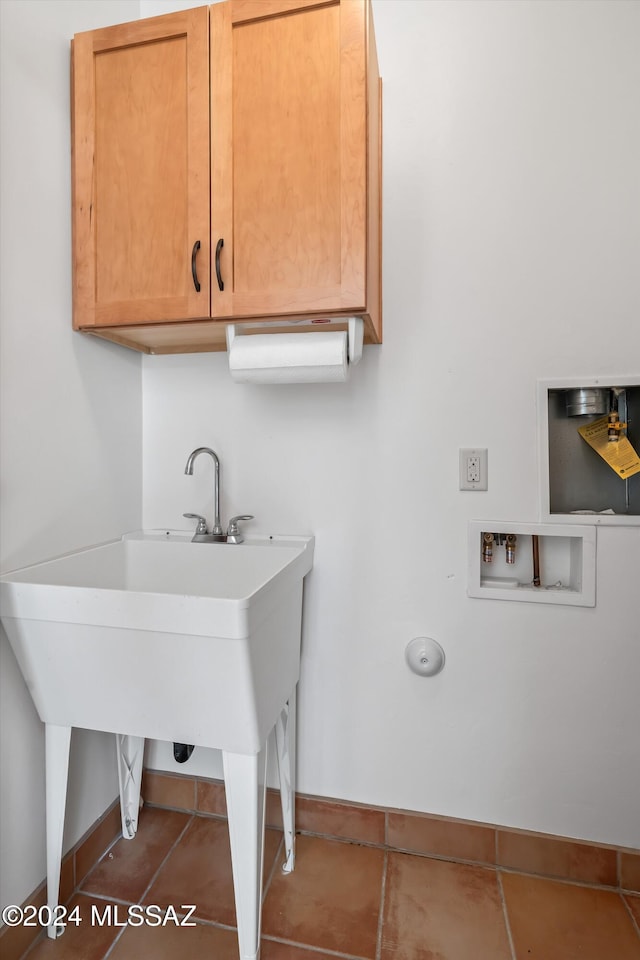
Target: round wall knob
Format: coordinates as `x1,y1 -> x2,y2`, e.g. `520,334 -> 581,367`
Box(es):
405,637 -> 445,677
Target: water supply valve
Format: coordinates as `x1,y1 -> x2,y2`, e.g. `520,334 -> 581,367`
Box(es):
607,410 -> 627,442
482,532 -> 517,564
482,533 -> 494,563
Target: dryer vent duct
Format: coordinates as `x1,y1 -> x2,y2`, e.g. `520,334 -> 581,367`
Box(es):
564,388 -> 609,417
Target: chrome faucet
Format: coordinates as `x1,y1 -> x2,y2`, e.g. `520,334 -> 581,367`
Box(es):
183,447 -> 254,543
184,447 -> 224,539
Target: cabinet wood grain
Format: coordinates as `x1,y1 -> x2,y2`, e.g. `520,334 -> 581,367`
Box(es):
72,7 -> 210,329
71,1 -> 381,354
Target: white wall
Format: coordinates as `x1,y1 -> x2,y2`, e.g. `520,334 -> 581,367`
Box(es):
142,0 -> 640,849
0,0 -> 142,912
0,3 -> 637,923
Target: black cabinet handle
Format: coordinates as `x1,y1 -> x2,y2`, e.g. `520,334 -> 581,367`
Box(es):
215,238 -> 224,291
191,240 -> 201,292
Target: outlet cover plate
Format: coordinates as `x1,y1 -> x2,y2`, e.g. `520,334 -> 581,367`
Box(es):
459,448 -> 488,491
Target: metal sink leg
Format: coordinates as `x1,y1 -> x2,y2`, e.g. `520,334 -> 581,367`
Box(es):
116,734 -> 145,839
275,686 -> 297,873
223,743 -> 268,960
45,723 -> 71,939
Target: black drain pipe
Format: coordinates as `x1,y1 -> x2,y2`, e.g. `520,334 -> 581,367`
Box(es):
173,742 -> 194,763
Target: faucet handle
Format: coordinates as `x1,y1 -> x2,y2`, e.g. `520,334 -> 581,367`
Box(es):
183,513 -> 208,536
226,515 -> 254,542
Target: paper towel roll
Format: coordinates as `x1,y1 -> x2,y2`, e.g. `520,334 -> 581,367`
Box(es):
228,331 -> 349,384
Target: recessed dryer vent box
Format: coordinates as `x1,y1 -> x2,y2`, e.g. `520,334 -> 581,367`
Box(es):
538,376 -> 640,526
468,521 -> 596,607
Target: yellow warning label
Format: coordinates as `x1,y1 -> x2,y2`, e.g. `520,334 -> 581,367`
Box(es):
578,416 -> 640,479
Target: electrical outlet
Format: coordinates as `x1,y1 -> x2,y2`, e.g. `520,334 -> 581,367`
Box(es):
459,448 -> 488,491
467,455 -> 480,483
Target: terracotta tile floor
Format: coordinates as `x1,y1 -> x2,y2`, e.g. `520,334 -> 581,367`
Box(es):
24,807 -> 640,960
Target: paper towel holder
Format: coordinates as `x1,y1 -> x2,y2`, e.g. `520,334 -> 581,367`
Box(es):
225,317 -> 364,366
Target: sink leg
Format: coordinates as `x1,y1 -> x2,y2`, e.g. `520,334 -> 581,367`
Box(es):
275,686 -> 297,873
116,734 -> 145,839
45,723 -> 71,939
222,744 -> 268,960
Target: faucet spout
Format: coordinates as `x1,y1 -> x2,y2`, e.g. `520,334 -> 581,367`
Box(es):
184,447 -> 223,535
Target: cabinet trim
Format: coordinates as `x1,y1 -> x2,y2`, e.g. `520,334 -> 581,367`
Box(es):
231,0 -> 332,24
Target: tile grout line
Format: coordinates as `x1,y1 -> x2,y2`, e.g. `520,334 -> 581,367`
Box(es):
99,812 -> 198,960
189,917 -> 238,932
149,773 -> 640,851
84,811 -> 196,906
145,797 -> 637,892
261,932 -> 372,960
146,774 -> 640,866
149,803 -> 635,895
372,844 -> 624,894
138,812 -> 196,903
620,893 -> 640,941
156,913 -> 239,933
100,917 -> 129,960
497,871 -> 518,960
495,863 -> 623,894
375,849 -> 389,960
140,804 -> 637,899
21,930 -> 47,960
100,912 -> 244,960
83,804 -> 635,905
146,802 -> 211,819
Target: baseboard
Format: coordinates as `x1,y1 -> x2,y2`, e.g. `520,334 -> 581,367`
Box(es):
2,771 -> 638,960
143,768 -> 640,893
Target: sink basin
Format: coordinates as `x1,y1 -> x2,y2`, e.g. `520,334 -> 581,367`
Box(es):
0,530 -> 314,754
1,528 -> 313,958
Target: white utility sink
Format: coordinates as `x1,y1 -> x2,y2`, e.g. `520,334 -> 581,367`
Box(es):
0,530 -> 314,960
0,530 -> 313,753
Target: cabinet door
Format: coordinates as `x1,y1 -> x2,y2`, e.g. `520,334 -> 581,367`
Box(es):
211,0 -> 368,320
72,8 -> 210,329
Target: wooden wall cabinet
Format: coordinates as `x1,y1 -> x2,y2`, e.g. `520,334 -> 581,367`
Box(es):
71,0 -> 382,355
